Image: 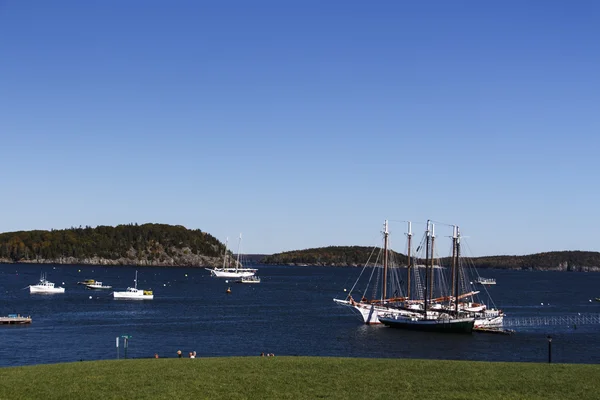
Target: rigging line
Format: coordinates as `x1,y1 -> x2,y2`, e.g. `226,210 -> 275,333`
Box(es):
362,248 -> 382,299
347,245 -> 378,296
388,219 -> 410,224
464,239 -> 498,309
429,220 -> 456,228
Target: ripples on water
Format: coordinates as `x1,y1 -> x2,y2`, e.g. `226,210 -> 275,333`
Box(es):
1,264 -> 599,366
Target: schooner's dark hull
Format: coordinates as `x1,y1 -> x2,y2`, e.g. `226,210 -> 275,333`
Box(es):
379,316 -> 475,334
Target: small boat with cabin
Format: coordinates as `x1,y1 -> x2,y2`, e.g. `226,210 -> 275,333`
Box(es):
29,274 -> 65,294
86,281 -> 112,290
113,271 -> 153,300
476,277 -> 496,285
236,275 -> 261,284
0,314 -> 32,325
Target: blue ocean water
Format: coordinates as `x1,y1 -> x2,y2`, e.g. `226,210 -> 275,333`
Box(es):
1,264 -> 599,367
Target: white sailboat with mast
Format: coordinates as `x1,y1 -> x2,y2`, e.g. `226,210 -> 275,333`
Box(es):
333,220 -> 419,324
206,234 -> 257,278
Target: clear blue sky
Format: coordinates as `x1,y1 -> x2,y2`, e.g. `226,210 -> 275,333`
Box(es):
1,1 -> 599,256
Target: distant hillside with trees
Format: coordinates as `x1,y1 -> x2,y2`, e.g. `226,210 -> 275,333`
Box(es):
261,246 -> 406,267
2,225 -> 599,272
261,247 -> 600,271
0,223 -> 228,267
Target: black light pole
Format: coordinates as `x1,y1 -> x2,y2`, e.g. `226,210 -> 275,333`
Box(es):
547,335 -> 552,363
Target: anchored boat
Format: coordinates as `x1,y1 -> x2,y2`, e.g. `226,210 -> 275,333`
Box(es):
476,277 -> 496,285
236,275 -> 261,284
29,274 -> 65,294
86,281 -> 112,290
206,234 -> 257,278
113,271 -> 153,300
334,220 -> 498,332
0,314 -> 32,325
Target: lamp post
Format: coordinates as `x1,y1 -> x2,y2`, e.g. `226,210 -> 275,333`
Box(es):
547,335 -> 552,363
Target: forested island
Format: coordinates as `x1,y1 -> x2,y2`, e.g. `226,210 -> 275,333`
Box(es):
261,246 -> 600,272
0,223 -> 228,267
1,225 -> 600,271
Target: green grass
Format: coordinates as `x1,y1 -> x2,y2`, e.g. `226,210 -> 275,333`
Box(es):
0,357 -> 598,399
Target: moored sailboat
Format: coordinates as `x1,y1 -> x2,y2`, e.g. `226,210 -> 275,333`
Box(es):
334,220 -> 497,331
206,235 -> 257,278
379,221 -> 475,333
333,220 -> 420,324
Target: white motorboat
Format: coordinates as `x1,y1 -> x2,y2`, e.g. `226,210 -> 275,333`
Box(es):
113,271 -> 153,300
236,275 -> 261,284
86,281 -> 112,290
29,274 -> 65,294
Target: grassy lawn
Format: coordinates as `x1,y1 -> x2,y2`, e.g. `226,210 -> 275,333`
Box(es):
0,357 -> 598,399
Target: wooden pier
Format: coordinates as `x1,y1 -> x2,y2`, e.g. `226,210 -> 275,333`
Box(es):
0,315 -> 32,325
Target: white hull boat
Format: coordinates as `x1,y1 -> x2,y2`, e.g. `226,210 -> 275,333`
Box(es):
206,234 -> 258,278
113,271 -> 153,300
113,287 -> 153,300
333,298 -> 416,324
29,275 -> 65,294
335,221 -> 501,331
208,268 -> 257,278
476,277 -> 496,285
86,281 -> 112,290
236,275 -> 261,284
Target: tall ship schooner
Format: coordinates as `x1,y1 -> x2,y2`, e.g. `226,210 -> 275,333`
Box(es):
334,220 -> 503,332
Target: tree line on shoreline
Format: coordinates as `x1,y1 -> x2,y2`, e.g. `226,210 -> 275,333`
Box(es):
261,246 -> 600,271
0,223 -> 228,267
1,224 -> 599,271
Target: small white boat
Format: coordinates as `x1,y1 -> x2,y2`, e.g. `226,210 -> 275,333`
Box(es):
476,277 -> 496,285
86,281 -> 112,290
236,275 -> 261,284
113,271 -> 153,300
29,274 -> 65,294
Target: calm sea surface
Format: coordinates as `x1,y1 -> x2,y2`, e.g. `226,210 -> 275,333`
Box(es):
1,264 -> 600,367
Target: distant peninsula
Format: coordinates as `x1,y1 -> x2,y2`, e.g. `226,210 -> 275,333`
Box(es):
0,223 -> 228,267
261,246 -> 600,272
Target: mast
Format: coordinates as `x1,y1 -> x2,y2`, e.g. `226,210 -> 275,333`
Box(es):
382,220 -> 389,300
451,226 -> 457,300
134,270 -> 138,290
429,223 -> 435,302
423,220 -> 430,318
222,237 -> 229,269
406,221 -> 412,300
454,226 -> 461,315
235,233 -> 242,271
